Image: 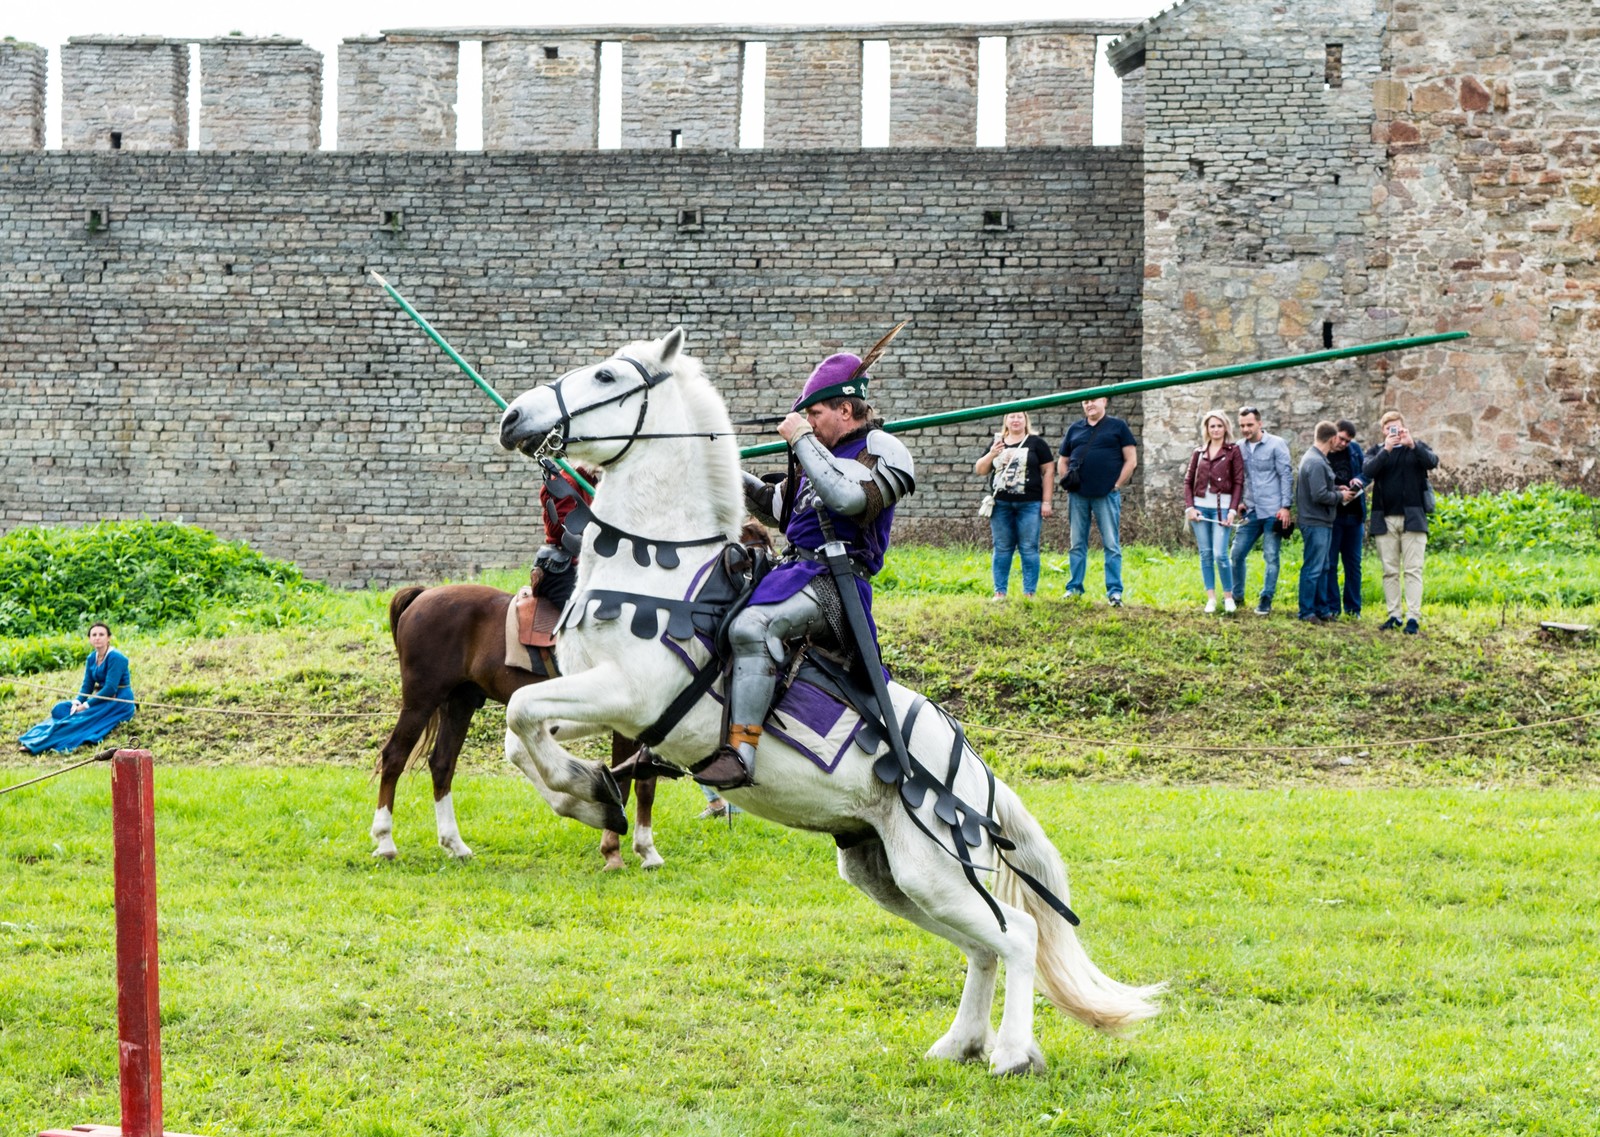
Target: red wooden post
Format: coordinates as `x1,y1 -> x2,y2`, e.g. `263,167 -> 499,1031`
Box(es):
39,751 -> 201,1137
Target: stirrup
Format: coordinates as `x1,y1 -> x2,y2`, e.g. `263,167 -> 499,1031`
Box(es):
691,746 -> 754,790
609,747 -> 685,781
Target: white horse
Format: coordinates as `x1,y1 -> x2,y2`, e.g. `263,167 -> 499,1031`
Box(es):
496,329 -> 1162,1075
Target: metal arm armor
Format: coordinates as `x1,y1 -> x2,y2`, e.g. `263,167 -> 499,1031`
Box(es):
741,471 -> 782,527
791,432 -> 871,516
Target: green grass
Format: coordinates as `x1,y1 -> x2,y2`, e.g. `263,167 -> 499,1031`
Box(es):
1,542 -> 1597,1135
1,772 -> 1596,1136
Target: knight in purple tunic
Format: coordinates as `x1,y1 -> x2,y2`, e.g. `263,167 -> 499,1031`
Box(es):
693,353 -> 916,789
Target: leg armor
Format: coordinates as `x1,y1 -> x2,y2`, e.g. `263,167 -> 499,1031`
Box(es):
695,585 -> 830,789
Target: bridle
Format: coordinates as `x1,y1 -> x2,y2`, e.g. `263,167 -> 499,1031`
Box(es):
532,354 -> 732,467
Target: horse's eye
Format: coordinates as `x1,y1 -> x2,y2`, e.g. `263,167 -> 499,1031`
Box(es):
595,369 -> 616,384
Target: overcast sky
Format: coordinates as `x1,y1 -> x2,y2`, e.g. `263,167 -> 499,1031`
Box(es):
11,0 -> 1168,148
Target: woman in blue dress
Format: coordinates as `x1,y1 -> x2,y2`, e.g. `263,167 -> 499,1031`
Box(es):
18,622 -> 137,754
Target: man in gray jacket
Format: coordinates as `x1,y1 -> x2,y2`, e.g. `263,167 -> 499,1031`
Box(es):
1230,407 -> 1294,615
1295,421 -> 1355,622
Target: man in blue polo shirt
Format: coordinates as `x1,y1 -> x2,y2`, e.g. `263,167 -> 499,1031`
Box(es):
1056,397 -> 1138,605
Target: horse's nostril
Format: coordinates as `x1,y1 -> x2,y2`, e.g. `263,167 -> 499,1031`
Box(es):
504,408 -> 521,429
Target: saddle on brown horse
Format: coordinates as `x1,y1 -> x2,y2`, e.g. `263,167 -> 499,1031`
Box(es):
506,582 -> 564,676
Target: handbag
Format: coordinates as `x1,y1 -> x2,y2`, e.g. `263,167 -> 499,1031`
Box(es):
1423,480 -> 1436,514
977,494 -> 994,518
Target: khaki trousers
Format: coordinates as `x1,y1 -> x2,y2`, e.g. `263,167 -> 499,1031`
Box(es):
1374,516 -> 1426,621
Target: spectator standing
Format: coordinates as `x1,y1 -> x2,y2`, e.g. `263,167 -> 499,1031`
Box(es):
1364,410 -> 1439,634
1324,420 -> 1366,617
18,622 -> 137,754
1182,410 -> 1245,613
1295,422 -> 1353,623
1056,397 -> 1138,606
1229,407 -> 1295,615
975,411 -> 1055,600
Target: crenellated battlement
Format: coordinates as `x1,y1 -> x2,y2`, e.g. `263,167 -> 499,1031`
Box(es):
0,22 -> 1138,154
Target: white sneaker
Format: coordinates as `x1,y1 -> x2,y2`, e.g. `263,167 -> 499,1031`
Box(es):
1224,596 -> 1237,613
1203,598 -> 1217,613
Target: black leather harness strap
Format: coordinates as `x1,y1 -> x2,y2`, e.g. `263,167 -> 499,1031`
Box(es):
635,651 -> 723,749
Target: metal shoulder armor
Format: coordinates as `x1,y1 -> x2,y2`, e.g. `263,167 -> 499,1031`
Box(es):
863,430 -> 916,504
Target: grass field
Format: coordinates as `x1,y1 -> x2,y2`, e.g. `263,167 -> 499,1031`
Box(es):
2,542 -> 1598,1135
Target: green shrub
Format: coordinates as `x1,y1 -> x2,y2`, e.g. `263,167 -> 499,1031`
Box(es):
1430,483 -> 1600,553
0,520 -> 318,639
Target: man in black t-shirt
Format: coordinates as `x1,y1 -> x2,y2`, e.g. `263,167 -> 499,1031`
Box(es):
1056,397 -> 1138,604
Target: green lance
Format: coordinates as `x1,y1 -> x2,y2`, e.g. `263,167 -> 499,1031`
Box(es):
368,270 -> 598,497
737,330 -> 1470,460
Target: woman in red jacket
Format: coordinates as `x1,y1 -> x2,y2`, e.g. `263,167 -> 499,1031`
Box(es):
1183,411 -> 1247,613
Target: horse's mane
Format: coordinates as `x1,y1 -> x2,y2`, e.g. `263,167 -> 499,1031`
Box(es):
618,338 -> 744,539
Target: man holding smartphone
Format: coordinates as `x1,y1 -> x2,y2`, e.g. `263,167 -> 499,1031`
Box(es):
1363,410 -> 1439,634
1230,407 -> 1295,615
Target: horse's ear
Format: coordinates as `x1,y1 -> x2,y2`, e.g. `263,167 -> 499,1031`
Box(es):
658,327 -> 686,364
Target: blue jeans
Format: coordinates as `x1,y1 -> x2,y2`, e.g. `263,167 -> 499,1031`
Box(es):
1230,516 -> 1282,603
1323,515 -> 1364,615
1066,490 -> 1122,598
1189,507 -> 1234,595
990,498 -> 1043,595
1297,525 -> 1337,619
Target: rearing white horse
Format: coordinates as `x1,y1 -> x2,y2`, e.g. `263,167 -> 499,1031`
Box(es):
497,329 -> 1161,1075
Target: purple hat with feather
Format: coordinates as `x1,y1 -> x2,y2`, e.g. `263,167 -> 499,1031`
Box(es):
792,353 -> 868,413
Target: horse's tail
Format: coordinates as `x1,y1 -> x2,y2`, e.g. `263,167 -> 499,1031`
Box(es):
389,585 -> 428,643
992,781 -> 1165,1032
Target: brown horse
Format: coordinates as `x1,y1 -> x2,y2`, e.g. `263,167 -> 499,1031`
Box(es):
370,583 -> 660,870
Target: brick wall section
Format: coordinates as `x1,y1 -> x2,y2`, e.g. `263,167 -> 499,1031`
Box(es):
482,38 -> 600,150
1120,67 -> 1145,145
337,39 -> 458,151
61,38 -> 189,152
1375,0 -> 1600,487
1005,34 -> 1096,147
0,42 -> 48,151
621,40 -> 743,150
0,150 -> 1142,585
763,38 -> 862,149
889,38 -> 979,148
199,39 -> 322,151
1132,1 -> 1390,499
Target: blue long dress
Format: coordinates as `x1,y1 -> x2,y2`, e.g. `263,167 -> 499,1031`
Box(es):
18,648 -> 137,754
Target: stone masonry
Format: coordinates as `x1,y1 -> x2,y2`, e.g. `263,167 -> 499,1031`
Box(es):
1112,1 -> 1390,498
764,38 -> 863,149
1373,0 -> 1600,486
199,38 -> 322,152
0,150 -> 1143,585
1007,34 -> 1098,146
0,41 -> 48,151
61,38 -> 189,152
338,38 -> 458,151
482,37 -> 600,151
889,38 -> 979,147
621,40 -> 744,150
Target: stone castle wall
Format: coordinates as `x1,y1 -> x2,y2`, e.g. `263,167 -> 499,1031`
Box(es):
199,38 -> 322,152
1373,0 -> 1600,486
0,150 -> 1143,585
1116,0 -> 1599,492
1120,1 -> 1391,497
0,42 -> 48,150
61,38 -> 189,152
482,38 -> 600,151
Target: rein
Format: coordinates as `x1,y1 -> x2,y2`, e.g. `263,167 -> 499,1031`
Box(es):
539,355 -> 735,463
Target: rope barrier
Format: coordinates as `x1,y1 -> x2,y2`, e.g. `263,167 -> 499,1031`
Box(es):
0,675 -> 390,719
0,748 -> 115,796
4,677 -> 1593,755
963,709 -> 1600,755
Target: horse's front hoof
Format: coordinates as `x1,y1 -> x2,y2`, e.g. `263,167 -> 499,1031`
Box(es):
595,765 -> 625,808
925,1031 -> 992,1064
438,837 -> 475,861
372,845 -> 398,861
602,853 -> 627,871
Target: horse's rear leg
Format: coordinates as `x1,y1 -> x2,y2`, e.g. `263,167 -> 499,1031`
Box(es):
428,688 -> 485,860
372,705 -> 440,859
838,837 -> 1000,1065
878,822 -> 1045,1076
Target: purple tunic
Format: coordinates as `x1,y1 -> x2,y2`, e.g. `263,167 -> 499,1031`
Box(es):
749,434 -> 897,639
